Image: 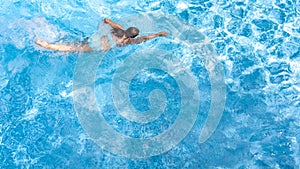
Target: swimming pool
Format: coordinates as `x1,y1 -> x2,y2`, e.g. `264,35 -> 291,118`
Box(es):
1,0 -> 300,168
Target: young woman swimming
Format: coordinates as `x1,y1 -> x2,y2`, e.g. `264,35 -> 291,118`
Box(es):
35,18 -> 168,52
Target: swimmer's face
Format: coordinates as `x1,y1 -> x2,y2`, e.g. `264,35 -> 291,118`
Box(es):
125,27 -> 139,38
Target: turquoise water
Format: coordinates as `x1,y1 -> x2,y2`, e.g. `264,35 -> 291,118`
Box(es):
1,0 -> 300,168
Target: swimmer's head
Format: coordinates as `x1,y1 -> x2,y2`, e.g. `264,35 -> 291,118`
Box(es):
125,27 -> 139,38
111,28 -> 125,38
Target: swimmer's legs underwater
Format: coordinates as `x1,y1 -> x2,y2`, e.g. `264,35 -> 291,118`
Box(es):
35,39 -> 92,52
35,39 -> 91,52
35,35 -> 111,52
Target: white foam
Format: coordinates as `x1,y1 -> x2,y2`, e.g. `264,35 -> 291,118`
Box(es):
97,6 -> 111,18
65,80 -> 73,88
7,56 -> 29,75
6,17 -> 66,49
59,91 -> 68,97
283,22 -> 300,37
23,108 -> 39,120
30,17 -> 67,43
176,1 -> 189,10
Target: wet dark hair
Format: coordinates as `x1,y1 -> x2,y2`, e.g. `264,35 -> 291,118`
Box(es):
125,27 -> 139,38
111,28 -> 125,38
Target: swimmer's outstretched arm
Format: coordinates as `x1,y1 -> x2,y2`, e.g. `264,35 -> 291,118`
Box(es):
129,31 -> 169,44
35,39 -> 93,52
104,18 -> 124,30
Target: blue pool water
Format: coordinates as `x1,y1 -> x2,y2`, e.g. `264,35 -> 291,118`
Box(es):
1,0 -> 300,168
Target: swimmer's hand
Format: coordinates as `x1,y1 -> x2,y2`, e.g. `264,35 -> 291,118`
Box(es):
35,39 -> 49,48
103,18 -> 110,23
156,31 -> 169,36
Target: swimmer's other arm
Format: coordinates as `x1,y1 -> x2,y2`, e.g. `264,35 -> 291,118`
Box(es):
128,31 -> 169,44
104,18 -> 124,30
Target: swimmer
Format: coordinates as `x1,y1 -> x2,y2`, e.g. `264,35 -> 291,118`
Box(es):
35,18 -> 168,52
